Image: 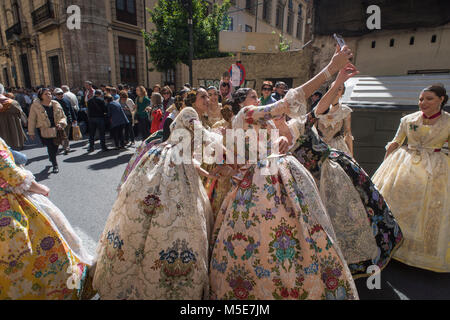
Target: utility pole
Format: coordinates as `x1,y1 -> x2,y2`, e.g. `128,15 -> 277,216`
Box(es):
254,0 -> 258,32
186,0 -> 194,85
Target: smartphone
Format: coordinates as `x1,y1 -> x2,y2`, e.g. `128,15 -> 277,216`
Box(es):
333,33 -> 346,50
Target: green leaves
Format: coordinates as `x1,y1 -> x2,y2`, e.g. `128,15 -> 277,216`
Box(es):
143,0 -> 232,72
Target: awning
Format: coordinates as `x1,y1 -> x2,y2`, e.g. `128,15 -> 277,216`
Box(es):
341,74 -> 450,110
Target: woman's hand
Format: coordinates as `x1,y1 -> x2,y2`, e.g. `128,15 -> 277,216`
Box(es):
274,136 -> 290,154
328,45 -> 354,75
336,63 -> 359,85
29,181 -> 50,197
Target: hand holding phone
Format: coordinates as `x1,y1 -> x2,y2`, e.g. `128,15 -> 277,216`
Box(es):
333,33 -> 346,50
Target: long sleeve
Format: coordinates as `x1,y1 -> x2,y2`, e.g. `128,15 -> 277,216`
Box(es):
0,148 -> 34,193
387,117 -> 407,149
27,102 -> 38,134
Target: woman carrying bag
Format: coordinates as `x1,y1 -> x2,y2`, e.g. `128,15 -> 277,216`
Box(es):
28,88 -> 67,174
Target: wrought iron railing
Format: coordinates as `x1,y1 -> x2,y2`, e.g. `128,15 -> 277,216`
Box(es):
31,1 -> 56,26
5,23 -> 22,41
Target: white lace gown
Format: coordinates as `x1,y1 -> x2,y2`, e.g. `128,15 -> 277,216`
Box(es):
316,104 -> 353,155
93,107 -> 216,299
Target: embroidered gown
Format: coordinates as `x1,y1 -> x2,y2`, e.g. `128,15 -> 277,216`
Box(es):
209,88 -> 358,300
0,138 -> 92,300
373,111 -> 450,272
316,104 -> 353,155
288,113 -> 403,277
93,107 -> 217,299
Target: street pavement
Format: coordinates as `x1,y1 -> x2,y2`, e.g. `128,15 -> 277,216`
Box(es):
18,135 -> 450,300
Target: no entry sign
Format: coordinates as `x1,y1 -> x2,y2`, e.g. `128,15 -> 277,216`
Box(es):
229,63 -> 246,87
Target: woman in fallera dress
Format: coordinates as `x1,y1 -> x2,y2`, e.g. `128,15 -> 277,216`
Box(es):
210,46 -> 359,300
0,137 -> 93,300
315,82 -> 354,156
275,68 -> 403,278
372,84 -> 449,272
93,89 -> 221,299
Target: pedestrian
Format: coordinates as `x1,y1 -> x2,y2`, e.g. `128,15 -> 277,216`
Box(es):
84,81 -> 95,109
159,86 -> 174,130
105,94 -> 128,150
271,81 -> 287,101
28,88 -> 67,174
87,89 -> 109,153
0,84 -> 27,150
0,137 -> 95,300
311,90 -> 323,109
135,85 -> 151,140
54,88 -> 77,155
259,81 -> 277,106
119,90 -> 136,146
153,84 -> 161,94
62,85 -> 80,113
373,84 -> 449,272
111,87 -> 120,101
150,92 -> 163,134
206,86 -> 222,127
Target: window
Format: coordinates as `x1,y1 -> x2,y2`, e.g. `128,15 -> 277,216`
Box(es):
371,40 -> 376,48
431,34 -> 437,43
288,0 -> 293,10
228,17 -> 234,31
390,38 -> 395,47
287,2 -> 294,35
245,24 -> 253,32
262,0 -> 271,23
116,0 -> 137,25
163,69 -> 175,85
118,37 -> 138,85
245,0 -> 256,15
296,4 -> 303,40
409,36 -> 414,45
276,0 -> 284,29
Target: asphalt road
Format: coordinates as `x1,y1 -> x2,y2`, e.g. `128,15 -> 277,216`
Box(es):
18,135 -> 450,300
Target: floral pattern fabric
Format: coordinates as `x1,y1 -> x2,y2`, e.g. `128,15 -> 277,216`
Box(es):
0,138 -> 91,300
93,107 -> 215,299
210,88 -> 358,300
373,111 -> 450,272
289,113 -> 404,277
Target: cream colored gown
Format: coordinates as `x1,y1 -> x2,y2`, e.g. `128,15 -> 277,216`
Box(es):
316,104 -> 353,155
373,111 -> 450,272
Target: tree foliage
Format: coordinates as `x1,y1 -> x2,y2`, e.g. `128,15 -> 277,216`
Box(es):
143,0 -> 232,72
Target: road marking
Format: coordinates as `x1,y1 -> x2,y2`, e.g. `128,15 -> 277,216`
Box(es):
386,281 -> 410,300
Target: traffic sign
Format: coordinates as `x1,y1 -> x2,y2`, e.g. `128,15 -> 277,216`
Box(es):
229,63 -> 246,87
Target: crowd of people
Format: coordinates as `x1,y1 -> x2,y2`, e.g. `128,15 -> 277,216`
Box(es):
0,44 -> 448,300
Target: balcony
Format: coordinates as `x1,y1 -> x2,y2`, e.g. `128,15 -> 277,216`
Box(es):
31,1 -> 58,31
5,23 -> 22,41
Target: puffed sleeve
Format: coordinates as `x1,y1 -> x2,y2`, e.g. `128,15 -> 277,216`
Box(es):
387,117 -> 407,149
233,88 -> 308,129
0,148 -> 34,194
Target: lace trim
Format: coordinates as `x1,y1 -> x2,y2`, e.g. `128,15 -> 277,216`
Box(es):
316,104 -> 352,128
12,169 -> 35,194
284,88 -> 307,119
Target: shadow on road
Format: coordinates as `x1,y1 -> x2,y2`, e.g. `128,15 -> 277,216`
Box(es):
355,259 -> 450,300
27,155 -> 49,165
63,149 -> 123,163
88,153 -> 133,170
34,166 -> 52,182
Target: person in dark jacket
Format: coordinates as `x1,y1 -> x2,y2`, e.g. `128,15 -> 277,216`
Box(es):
105,94 -> 129,150
271,81 -> 287,101
87,90 -> 109,153
54,88 -> 77,155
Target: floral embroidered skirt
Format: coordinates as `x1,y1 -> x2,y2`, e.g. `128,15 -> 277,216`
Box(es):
0,192 -> 91,300
93,143 -> 214,299
210,156 -> 358,300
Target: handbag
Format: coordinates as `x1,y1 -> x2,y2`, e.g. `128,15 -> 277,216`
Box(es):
53,128 -> 67,146
72,124 -> 82,141
40,127 -> 57,138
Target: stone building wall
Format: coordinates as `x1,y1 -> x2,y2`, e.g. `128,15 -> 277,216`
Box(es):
193,48 -> 314,93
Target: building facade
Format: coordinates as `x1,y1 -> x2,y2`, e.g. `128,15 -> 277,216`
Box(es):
0,0 -> 190,90
220,0 -> 313,50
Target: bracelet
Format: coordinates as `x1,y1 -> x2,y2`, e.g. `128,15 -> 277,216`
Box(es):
323,67 -> 332,81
